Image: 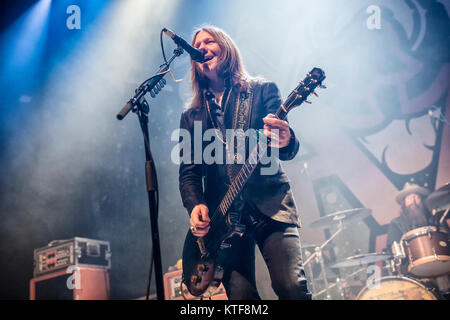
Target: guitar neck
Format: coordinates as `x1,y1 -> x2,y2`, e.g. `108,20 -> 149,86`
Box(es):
214,67 -> 325,218
216,105 -> 288,217
216,140 -> 265,217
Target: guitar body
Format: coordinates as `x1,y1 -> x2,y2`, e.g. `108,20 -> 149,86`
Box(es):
182,211 -> 245,297
181,68 -> 326,298
182,230 -> 217,297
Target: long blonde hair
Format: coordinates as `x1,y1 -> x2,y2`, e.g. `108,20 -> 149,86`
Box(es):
187,25 -> 252,109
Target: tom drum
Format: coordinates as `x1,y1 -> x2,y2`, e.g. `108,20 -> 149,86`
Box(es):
401,226 -> 450,277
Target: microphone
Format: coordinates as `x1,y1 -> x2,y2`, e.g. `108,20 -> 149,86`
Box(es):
163,28 -> 205,62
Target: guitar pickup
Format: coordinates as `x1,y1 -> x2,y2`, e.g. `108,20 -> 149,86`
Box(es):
196,238 -> 208,257
228,212 -> 242,224
191,275 -> 201,285
198,264 -> 209,273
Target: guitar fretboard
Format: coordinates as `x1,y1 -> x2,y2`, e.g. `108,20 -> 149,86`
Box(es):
214,106 -> 288,219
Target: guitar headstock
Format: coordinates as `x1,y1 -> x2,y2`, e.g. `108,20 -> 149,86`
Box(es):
278,67 -> 326,119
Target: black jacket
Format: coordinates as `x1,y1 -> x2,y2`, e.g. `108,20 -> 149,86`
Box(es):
178,80 -> 301,227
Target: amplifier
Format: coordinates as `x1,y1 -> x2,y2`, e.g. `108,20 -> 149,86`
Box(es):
30,267 -> 110,300
33,237 -> 111,277
163,269 -> 228,300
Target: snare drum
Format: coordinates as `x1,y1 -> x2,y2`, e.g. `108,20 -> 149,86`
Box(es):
401,226 -> 450,277
356,276 -> 439,300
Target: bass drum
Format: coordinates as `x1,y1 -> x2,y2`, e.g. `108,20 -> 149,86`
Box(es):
356,276 -> 439,300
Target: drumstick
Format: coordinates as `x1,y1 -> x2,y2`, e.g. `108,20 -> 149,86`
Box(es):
439,208 -> 449,226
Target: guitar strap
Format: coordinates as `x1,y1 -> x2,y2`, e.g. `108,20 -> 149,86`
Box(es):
205,84 -> 254,181
226,85 -> 253,182
205,84 -> 253,215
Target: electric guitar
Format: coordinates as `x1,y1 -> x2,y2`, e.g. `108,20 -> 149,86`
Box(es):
182,67 -> 326,297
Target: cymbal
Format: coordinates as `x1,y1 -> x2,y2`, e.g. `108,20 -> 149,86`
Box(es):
426,183 -> 450,211
309,208 -> 372,229
330,253 -> 392,269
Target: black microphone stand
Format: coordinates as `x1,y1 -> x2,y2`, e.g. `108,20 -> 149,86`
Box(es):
116,47 -> 184,301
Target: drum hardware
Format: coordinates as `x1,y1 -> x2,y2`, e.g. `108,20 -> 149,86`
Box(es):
316,246 -> 331,300
312,278 -> 341,300
313,267 -> 365,300
385,259 -> 395,276
340,267 -> 366,299
303,249 -> 318,294
386,258 -> 403,276
440,208 -> 449,227
379,256 -> 394,276
335,277 -> 346,299
305,219 -> 345,299
306,208 -> 372,299
390,241 -> 406,275
341,280 -> 366,299
391,240 -> 405,258
304,235 -> 339,299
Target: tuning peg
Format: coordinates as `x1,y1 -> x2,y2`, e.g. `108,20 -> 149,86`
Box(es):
304,100 -> 312,104
319,84 -> 327,89
312,91 -> 319,97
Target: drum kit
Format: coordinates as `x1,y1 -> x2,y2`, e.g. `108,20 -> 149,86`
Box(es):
304,183 -> 450,300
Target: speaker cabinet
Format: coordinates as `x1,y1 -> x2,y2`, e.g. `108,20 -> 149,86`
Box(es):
30,267 -> 110,300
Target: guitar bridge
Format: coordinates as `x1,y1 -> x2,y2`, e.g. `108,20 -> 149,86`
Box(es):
197,237 -> 208,258
226,212 -> 246,236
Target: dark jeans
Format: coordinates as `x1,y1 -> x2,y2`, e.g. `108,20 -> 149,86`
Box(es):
221,209 -> 312,300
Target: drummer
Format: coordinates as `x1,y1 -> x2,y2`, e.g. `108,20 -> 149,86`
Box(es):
386,182 -> 449,249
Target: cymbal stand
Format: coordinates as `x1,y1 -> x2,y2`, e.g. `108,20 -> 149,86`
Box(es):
304,252 -> 317,294
305,219 -> 345,300
314,266 -> 365,300
335,277 -> 345,299
315,247 -> 330,299
387,259 -> 395,276
440,208 -> 449,226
